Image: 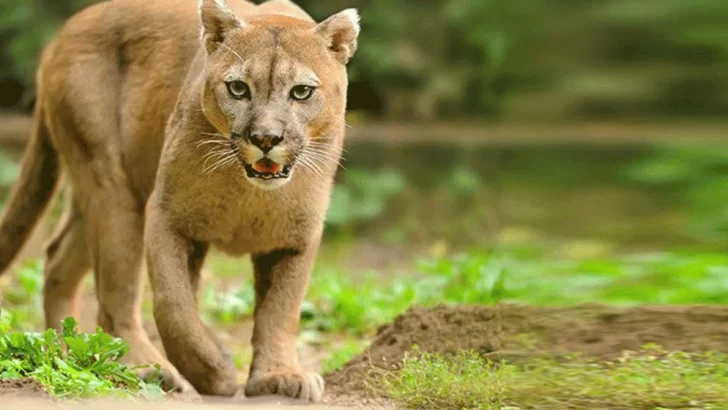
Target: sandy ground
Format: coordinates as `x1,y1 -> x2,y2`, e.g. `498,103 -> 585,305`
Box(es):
3,396 -> 351,410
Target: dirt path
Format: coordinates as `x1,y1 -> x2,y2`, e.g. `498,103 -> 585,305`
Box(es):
2,397 -> 351,410
5,303 -> 728,409
0,379 -> 354,409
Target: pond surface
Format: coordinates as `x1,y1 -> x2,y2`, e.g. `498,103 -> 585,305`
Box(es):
330,138 -> 728,256
0,135 -> 725,259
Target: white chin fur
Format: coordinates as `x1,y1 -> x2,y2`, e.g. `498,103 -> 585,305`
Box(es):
244,172 -> 294,191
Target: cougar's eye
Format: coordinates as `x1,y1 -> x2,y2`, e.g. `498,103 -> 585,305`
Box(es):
226,81 -> 250,99
290,85 -> 315,101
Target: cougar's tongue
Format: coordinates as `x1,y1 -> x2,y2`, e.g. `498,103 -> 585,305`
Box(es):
253,158 -> 282,174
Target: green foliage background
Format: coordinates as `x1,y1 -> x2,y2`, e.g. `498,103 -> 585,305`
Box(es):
1,0 -> 726,121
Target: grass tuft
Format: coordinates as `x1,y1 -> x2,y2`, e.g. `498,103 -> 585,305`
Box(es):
377,345 -> 728,410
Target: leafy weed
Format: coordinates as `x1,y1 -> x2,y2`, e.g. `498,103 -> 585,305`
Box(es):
0,316 -> 164,400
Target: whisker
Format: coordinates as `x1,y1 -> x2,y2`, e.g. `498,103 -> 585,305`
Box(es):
298,155 -> 324,176
303,153 -> 338,167
202,148 -> 234,172
201,132 -> 228,138
220,43 -> 245,64
303,150 -> 347,171
302,148 -> 343,164
203,155 -> 226,173
205,152 -> 238,174
303,150 -> 341,161
306,140 -> 338,146
302,146 -> 336,155
305,143 -> 339,151
300,158 -> 322,176
307,154 -> 346,172
305,152 -> 335,174
197,139 -> 230,148
208,155 -> 238,173
295,157 -> 315,175
330,117 -> 355,129
305,158 -> 327,173
297,160 -> 317,176
307,141 -> 348,154
301,148 -> 334,160
202,148 -> 230,159
202,153 -> 227,167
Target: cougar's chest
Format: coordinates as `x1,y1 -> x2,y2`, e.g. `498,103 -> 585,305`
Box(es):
166,172 -> 320,256
212,200 -> 307,256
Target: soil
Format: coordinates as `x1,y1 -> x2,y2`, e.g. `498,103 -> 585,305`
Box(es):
4,303 -> 728,409
0,378 -> 49,399
325,303 -> 728,399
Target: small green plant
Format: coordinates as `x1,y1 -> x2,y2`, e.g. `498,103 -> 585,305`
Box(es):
301,268 -> 420,336
623,143 -> 728,242
378,346 -> 728,410
202,282 -> 255,325
325,168 -> 406,233
0,259 -> 45,330
415,251 -> 508,304
321,340 -> 369,374
3,259 -> 43,305
0,316 -> 164,400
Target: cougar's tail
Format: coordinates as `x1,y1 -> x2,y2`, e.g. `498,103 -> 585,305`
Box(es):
0,87 -> 61,276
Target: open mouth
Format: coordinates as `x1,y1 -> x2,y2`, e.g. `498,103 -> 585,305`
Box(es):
244,158 -> 292,180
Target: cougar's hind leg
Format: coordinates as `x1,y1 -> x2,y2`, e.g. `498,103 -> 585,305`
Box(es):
84,189 -> 196,394
43,191 -> 91,331
41,33 -> 197,395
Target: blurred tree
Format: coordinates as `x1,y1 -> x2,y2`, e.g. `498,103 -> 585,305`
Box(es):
0,0 -> 97,108
0,0 -> 726,121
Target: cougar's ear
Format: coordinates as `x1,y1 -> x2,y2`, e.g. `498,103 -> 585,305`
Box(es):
199,0 -> 245,54
315,9 -> 360,64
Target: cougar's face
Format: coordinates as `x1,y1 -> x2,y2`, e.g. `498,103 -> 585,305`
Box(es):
199,4 -> 359,191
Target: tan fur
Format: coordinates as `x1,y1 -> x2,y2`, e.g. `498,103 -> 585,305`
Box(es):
0,0 -> 359,402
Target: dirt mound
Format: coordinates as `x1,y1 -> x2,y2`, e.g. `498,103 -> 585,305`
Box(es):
0,378 -> 49,399
325,303 -> 728,395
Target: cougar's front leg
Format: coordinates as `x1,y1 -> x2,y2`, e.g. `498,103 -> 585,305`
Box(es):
145,205 -> 238,396
244,240 -> 323,403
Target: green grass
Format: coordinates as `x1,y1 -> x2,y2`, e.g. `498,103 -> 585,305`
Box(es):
378,345 -> 728,410
0,315 -> 164,400
320,340 -> 370,374
3,246 -> 728,403
201,281 -> 255,325
0,260 -> 46,330
298,249 -> 728,337
194,248 -> 728,343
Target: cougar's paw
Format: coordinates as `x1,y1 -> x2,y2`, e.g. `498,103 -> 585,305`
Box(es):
137,364 -> 200,399
245,370 -> 325,403
120,339 -> 199,399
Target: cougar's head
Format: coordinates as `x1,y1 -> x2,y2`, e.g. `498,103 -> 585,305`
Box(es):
198,0 -> 359,190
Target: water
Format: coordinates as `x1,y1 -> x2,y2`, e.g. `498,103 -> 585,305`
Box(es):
0,137 -> 725,257
332,139 -> 728,254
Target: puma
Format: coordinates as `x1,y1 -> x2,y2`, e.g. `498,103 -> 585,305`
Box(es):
0,0 -> 359,402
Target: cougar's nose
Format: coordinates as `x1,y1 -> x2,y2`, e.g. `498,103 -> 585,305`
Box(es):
247,132 -> 283,154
